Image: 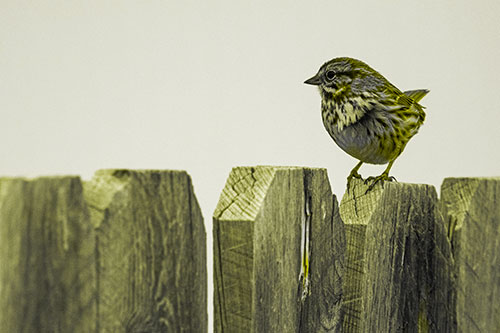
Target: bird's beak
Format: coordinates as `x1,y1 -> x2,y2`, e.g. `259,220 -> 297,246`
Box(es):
304,73 -> 321,85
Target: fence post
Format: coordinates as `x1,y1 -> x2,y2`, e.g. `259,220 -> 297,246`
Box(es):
84,169 -> 207,332
0,169 -> 207,332
0,176 -> 96,332
340,179 -> 455,332
440,177 -> 500,332
213,166 -> 345,332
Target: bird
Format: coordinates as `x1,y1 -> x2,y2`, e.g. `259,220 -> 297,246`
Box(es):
304,57 -> 429,191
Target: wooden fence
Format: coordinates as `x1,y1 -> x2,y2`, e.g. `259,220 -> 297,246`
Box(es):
0,170 -> 206,332
0,167 -> 498,332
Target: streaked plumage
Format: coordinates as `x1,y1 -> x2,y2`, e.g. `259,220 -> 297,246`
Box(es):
305,57 -> 428,189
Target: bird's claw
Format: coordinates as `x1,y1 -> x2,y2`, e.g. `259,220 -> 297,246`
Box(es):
346,171 -> 363,192
363,173 -> 397,193
347,171 -> 363,182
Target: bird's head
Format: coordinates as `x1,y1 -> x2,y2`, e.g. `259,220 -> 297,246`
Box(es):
304,57 -> 379,98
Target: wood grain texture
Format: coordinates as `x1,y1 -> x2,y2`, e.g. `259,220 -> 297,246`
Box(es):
340,179 -> 454,332
440,177 -> 500,332
213,166 -> 345,332
84,169 -> 207,332
0,176 -> 96,332
0,169 -> 206,333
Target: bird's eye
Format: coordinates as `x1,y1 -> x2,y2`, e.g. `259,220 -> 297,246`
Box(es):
326,70 -> 336,80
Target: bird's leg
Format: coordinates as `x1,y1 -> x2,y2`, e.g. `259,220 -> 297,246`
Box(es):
347,161 -> 363,190
364,160 -> 397,192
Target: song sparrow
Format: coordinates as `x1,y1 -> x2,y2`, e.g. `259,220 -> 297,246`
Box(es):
305,57 -> 428,190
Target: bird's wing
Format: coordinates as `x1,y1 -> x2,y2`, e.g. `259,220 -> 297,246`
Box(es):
378,86 -> 426,122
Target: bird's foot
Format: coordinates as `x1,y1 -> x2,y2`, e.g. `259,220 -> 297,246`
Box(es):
347,170 -> 363,182
347,170 -> 363,192
363,173 -> 397,193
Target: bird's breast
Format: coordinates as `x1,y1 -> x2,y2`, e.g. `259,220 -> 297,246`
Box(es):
322,104 -> 401,164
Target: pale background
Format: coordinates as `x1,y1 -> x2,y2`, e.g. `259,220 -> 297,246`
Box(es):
2,0 -> 500,330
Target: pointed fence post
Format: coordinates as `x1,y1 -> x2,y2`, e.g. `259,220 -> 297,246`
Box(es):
0,176 -> 96,332
0,169 -> 207,332
213,166 -> 345,332
84,169 -> 207,332
340,179 -> 455,332
440,177 -> 500,332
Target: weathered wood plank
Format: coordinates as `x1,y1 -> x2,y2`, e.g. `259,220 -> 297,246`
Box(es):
84,169 -> 207,332
340,179 -> 454,332
440,177 -> 500,332
213,166 -> 345,332
0,169 -> 207,333
0,176 -> 96,332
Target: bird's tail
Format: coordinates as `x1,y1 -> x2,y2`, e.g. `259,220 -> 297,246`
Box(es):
404,89 -> 430,102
